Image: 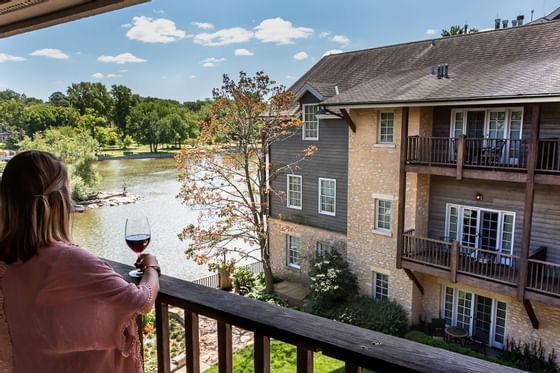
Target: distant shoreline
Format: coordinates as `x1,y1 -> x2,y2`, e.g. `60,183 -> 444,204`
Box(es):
97,152 -> 176,161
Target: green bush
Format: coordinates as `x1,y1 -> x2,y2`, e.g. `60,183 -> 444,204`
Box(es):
247,274 -> 287,307
308,250 -> 358,305
70,174 -> 89,201
500,338 -> 558,373
231,266 -> 257,293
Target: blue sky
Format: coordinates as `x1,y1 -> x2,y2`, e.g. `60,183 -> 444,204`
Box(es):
0,0 -> 556,102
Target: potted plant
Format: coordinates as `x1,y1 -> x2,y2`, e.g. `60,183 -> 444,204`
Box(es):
209,259 -> 236,290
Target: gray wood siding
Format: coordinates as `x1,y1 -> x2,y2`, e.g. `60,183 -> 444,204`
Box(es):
270,114 -> 348,233
428,176 -> 560,264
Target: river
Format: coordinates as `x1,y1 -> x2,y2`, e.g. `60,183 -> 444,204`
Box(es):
72,157 -> 213,281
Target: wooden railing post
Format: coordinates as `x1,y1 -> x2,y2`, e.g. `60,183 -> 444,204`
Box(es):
296,347 -> 313,373
217,321 -> 233,373
254,333 -> 270,373
450,241 -> 458,283
136,314 -> 144,360
155,299 -> 171,373
396,107 -> 409,269
345,363 -> 363,373
518,103 -> 541,300
456,135 -> 465,180
185,310 -> 200,373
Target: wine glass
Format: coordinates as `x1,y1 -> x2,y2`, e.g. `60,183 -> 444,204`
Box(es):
125,216 -> 151,278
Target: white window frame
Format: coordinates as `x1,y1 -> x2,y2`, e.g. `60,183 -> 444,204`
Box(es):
441,286 -> 507,349
316,241 -> 334,256
286,234 -> 301,269
449,107 -> 524,140
302,104 -> 319,141
318,178 -> 336,216
374,198 -> 392,233
378,111 -> 395,144
286,174 -> 302,210
372,271 -> 389,300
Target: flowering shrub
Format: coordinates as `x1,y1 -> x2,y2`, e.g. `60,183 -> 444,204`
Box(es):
308,250 -> 358,305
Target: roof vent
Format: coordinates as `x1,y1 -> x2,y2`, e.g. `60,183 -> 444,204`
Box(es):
495,18 -> 501,29
435,64 -> 449,79
517,15 -> 524,26
502,19 -> 509,28
512,19 -> 518,27
334,85 -> 339,95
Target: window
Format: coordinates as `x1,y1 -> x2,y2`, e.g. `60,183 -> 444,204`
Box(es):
378,112 -> 394,144
318,178 -> 336,216
372,272 -> 389,300
316,242 -> 333,256
286,235 -> 301,268
375,199 -> 392,232
302,104 -> 319,140
286,175 -> 302,209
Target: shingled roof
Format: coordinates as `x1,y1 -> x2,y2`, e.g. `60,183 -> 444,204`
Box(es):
290,20 -> 560,107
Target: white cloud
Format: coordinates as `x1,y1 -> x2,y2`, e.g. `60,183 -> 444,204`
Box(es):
286,75 -> 296,80
126,16 -> 187,43
200,57 -> 225,68
92,72 -> 104,79
322,49 -> 343,57
153,9 -> 165,14
425,28 -> 437,35
119,69 -> 128,73
319,31 -> 331,38
30,48 -> 69,59
192,21 -> 214,30
293,51 -> 308,61
97,52 -> 147,64
254,17 -> 313,45
331,34 -> 350,47
190,75 -> 197,79
107,73 -> 124,78
235,48 -> 254,56
121,23 -> 132,28
194,27 -> 253,46
0,53 -> 25,63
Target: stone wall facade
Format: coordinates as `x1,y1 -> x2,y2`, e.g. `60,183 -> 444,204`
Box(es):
269,218 -> 347,283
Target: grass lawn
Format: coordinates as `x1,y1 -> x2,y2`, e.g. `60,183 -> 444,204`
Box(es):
203,340 -> 375,373
99,144 -> 182,157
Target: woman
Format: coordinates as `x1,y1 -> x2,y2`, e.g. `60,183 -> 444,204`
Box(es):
0,151 -> 160,372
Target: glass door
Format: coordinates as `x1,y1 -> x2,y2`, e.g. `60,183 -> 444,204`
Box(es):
480,211 -> 499,253
474,295 -> 492,345
456,290 -> 473,333
508,110 -> 523,165
466,111 -> 485,138
461,208 -> 479,248
493,301 -> 507,349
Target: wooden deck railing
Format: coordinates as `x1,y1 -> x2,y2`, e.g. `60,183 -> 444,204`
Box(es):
406,136 -> 456,166
402,233 -> 451,269
527,259 -> 560,296
537,139 -> 560,173
107,259 -> 522,373
456,245 -> 519,285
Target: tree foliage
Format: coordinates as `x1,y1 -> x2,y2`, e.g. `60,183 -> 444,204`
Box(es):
441,25 -> 479,37
177,71 -> 315,292
111,85 -> 138,143
67,82 -> 113,116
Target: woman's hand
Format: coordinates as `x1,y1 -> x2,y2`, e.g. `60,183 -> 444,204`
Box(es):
134,253 -> 159,270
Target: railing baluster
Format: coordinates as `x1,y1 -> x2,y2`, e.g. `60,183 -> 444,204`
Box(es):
254,334 -> 270,373
296,347 -> 313,373
345,363 -> 363,373
218,321 -> 233,373
155,299 -> 171,373
185,310 -> 200,373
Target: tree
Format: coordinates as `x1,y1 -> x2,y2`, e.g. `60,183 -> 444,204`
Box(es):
67,82 -> 113,117
48,91 -> 71,107
22,104 -> 80,134
441,25 -> 478,37
111,85 -> 137,143
128,100 -> 165,152
176,72 -> 316,292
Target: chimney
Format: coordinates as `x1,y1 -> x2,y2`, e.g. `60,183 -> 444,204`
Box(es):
517,15 -> 524,26
495,18 -> 501,29
512,19 -> 518,27
502,19 -> 509,28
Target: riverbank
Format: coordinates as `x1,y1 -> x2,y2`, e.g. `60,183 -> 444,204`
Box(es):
76,191 -> 139,210
97,152 -> 176,161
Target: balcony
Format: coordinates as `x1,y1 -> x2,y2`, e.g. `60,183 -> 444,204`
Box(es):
108,259 -> 521,373
401,233 -> 560,307
405,136 -> 560,185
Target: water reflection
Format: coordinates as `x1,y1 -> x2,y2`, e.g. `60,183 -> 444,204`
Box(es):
72,158 -> 211,280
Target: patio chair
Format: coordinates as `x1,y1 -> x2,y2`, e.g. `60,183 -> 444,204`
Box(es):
468,329 -> 489,356
429,318 -> 446,339
481,139 -> 506,165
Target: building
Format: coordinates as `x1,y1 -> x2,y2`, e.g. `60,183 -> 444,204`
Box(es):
269,19 -> 560,353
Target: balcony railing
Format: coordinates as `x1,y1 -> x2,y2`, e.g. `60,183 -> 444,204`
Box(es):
527,259 -> 560,296
537,139 -> 560,173
107,259 -> 521,373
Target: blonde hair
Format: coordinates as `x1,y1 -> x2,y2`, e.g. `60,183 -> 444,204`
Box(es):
0,151 -> 72,263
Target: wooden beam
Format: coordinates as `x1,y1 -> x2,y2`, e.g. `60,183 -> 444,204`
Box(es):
297,347 -> 313,373
523,300 -> 539,329
396,107 -> 409,269
456,135 -> 465,180
518,103 -> 541,300
185,310 -> 200,373
218,321 -> 233,373
254,333 -> 271,373
345,363 -> 363,373
155,299 -> 171,373
450,241 -> 458,283
340,108 -> 356,133
403,268 -> 424,294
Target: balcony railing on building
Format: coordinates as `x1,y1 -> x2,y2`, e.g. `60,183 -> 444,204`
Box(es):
107,259 -> 521,373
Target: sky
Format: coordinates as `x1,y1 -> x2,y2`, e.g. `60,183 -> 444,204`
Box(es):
0,0 -> 556,102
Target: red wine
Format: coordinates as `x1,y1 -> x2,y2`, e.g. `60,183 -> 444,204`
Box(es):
126,234 -> 151,253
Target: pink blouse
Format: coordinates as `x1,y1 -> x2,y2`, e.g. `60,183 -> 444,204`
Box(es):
0,242 -> 152,373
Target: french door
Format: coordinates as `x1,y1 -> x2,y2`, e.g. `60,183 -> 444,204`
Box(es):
446,204 -> 515,260
443,287 -> 507,349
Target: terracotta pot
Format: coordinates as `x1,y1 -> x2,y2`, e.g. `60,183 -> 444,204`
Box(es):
218,269 -> 232,290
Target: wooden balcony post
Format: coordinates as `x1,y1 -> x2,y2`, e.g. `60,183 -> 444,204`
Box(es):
450,241 -> 458,283
345,363 -> 363,373
217,321 -> 233,373
155,299 -> 171,373
185,310 -> 200,373
296,347 -> 313,373
254,334 -> 270,373
518,104 -> 541,300
396,107 -> 409,269
456,135 -> 465,180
